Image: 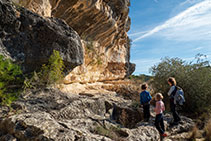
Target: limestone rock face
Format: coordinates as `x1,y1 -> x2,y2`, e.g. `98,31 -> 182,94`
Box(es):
21,0 -> 135,83
13,0 -> 52,17
0,0 -> 83,72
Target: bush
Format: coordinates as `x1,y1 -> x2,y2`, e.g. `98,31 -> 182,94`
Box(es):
24,50 -> 65,90
85,41 -> 103,66
129,74 -> 153,82
12,0 -> 29,7
150,54 -> 211,113
0,55 -> 23,106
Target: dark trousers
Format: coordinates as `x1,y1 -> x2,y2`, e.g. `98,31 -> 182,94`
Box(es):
155,113 -> 165,134
170,98 -> 181,122
143,103 -> 150,121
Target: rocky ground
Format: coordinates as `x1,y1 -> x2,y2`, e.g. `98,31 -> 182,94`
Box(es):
0,87 -> 195,141
0,1 -> 199,140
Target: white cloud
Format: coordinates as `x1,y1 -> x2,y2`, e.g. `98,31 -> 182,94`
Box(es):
133,0 -> 211,42
193,46 -> 204,51
128,31 -> 149,37
180,0 -> 204,6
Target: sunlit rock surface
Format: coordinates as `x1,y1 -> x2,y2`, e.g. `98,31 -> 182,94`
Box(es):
21,0 -> 135,82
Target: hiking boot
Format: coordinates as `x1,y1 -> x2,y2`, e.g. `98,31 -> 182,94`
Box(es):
161,133 -> 167,137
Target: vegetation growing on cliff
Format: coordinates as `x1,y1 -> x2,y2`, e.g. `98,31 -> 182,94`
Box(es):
0,50 -> 65,105
150,54 -> 211,114
12,0 -> 28,7
85,41 -> 103,66
0,55 -> 23,106
24,50 -> 65,90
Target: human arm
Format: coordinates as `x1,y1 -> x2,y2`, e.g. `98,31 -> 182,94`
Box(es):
140,92 -> 143,105
167,86 -> 175,96
162,101 -> 165,111
148,92 -> 152,102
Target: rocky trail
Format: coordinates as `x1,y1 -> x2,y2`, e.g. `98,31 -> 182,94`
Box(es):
0,88 -> 194,141
0,0 -> 196,140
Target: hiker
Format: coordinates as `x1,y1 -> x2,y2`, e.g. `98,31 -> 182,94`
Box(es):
167,77 -> 181,125
154,93 -> 167,137
140,83 -> 152,122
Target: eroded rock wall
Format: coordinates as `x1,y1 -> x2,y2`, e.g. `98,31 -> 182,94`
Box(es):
20,0 -> 135,83
0,0 -> 83,72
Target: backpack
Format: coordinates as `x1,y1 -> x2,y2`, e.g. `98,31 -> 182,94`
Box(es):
173,86 -> 185,105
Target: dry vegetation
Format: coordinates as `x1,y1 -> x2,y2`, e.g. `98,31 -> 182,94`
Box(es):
102,76 -> 154,102
204,120 -> 211,141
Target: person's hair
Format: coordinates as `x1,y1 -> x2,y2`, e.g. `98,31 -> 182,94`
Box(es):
168,77 -> 176,86
141,83 -> 148,90
155,93 -> 163,101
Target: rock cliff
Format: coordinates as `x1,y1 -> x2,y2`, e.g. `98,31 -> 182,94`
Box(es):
19,0 -> 135,83
0,0 -> 83,72
0,1 -> 196,141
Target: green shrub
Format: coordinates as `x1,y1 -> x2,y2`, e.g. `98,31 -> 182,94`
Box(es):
0,55 -> 23,106
129,74 -> 153,82
42,50 -> 64,85
150,54 -> 211,113
24,50 -> 65,90
85,41 -> 103,66
12,0 -> 29,7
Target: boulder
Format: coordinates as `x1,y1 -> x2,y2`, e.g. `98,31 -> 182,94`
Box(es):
0,0 -> 83,72
0,88 -> 195,141
21,0 -> 135,82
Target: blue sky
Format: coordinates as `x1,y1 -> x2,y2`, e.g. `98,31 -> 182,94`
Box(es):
128,0 -> 211,75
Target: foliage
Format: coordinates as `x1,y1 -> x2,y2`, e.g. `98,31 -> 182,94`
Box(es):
12,0 -> 29,7
0,55 -> 23,106
86,42 -> 95,52
24,50 -> 65,90
85,41 -> 103,66
129,74 -> 153,82
128,74 -> 154,100
150,54 -> 211,113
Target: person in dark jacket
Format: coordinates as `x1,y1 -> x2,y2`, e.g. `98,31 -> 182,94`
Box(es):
167,77 -> 181,125
140,83 -> 152,122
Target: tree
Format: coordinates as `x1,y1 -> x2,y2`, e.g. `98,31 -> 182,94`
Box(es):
150,54 -> 211,113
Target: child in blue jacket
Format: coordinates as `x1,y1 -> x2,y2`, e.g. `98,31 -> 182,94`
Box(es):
140,83 -> 152,122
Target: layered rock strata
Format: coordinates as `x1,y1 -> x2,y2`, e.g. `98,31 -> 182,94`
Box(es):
20,0 -> 135,83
